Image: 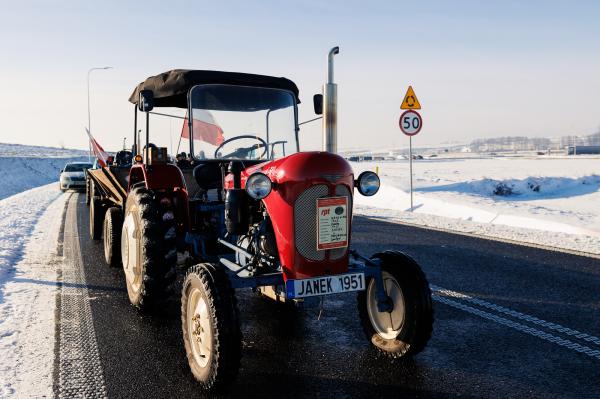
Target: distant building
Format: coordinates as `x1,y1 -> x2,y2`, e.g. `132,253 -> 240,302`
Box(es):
566,146 -> 600,155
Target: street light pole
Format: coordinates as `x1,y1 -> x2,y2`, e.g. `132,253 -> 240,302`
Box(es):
87,66 -> 113,161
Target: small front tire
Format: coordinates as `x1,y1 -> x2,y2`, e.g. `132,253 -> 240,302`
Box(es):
357,251 -> 433,358
181,264 -> 241,392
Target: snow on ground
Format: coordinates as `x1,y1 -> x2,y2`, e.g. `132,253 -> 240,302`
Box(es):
0,143 -> 88,158
0,143 -> 87,200
0,156 -> 88,200
0,184 -> 67,397
0,143 -> 86,396
352,156 -> 600,254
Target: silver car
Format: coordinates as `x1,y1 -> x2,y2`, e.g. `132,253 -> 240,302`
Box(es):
59,162 -> 93,192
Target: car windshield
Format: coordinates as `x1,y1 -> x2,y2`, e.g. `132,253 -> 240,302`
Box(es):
186,84 -> 298,161
64,163 -> 92,172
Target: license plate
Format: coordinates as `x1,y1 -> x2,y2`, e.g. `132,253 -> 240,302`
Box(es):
316,196 -> 348,250
286,272 -> 365,299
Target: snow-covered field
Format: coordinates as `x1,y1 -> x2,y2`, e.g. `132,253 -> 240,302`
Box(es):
0,143 -> 88,158
0,143 -> 87,200
0,144 -> 87,396
353,156 -> 600,254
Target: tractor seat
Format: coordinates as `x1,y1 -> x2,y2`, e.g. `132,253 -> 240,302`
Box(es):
115,150 -> 133,166
193,162 -> 223,191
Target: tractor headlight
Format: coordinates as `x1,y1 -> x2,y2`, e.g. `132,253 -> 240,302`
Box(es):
245,173 -> 272,199
356,171 -> 380,196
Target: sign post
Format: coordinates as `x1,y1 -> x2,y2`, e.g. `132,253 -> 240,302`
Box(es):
409,134 -> 413,209
400,86 -> 422,210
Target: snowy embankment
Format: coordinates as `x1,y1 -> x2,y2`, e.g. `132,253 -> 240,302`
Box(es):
0,156 -> 87,200
0,143 -> 86,396
0,184 -> 67,397
0,142 -> 88,200
352,157 -> 600,255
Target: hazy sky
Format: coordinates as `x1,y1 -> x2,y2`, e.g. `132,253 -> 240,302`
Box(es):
1,0 -> 599,152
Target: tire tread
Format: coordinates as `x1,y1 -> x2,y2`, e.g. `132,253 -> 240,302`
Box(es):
103,207 -> 122,267
181,264 -> 241,391
125,187 -> 178,311
357,250 -> 433,358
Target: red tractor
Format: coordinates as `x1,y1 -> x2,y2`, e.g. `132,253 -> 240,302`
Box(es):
87,53 -> 433,392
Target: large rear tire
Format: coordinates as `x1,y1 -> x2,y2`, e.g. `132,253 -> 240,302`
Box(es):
89,194 -> 104,240
103,207 -> 122,267
181,264 -> 241,392
120,187 -> 177,311
357,250 -> 433,358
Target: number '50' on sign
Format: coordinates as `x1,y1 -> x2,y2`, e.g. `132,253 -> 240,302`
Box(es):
399,110 -> 422,136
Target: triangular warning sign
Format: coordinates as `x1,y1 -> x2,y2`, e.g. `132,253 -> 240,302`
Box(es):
400,86 -> 421,109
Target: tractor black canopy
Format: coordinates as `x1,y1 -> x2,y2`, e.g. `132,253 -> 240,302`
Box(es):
128,69 -> 300,109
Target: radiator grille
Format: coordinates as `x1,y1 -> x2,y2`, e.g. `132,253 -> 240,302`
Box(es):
294,184 -> 352,261
329,184 -> 352,260
294,185 -> 328,261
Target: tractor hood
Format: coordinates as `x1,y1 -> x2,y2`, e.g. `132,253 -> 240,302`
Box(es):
224,151 -> 354,190
225,151 -> 356,280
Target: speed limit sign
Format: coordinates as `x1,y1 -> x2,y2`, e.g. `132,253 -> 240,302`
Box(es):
399,110 -> 422,136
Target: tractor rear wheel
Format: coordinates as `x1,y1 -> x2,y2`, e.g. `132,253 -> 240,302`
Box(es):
120,187 -> 177,311
357,250 -> 433,358
181,263 -> 241,392
103,207 -> 122,267
89,194 -> 104,240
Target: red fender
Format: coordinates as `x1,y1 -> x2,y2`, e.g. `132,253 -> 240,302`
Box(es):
128,163 -> 190,231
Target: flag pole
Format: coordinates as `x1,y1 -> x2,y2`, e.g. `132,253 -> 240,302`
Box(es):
176,132 -> 183,155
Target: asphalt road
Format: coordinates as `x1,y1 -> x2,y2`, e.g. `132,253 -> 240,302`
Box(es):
55,193 -> 600,398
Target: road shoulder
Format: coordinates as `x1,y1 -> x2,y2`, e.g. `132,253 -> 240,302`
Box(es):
0,186 -> 68,397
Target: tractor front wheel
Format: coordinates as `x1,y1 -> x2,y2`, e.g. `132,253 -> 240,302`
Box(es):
120,187 -> 177,311
357,251 -> 433,358
181,264 -> 241,392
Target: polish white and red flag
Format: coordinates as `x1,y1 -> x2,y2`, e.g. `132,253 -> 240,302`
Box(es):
181,110 -> 224,146
85,127 -> 110,167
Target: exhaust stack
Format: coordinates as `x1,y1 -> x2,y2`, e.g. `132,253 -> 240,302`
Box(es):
322,46 -> 339,153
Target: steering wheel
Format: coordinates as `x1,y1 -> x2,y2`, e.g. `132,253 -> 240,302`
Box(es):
213,135 -> 268,159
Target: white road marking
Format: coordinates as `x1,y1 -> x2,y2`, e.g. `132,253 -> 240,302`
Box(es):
431,286 -> 600,360
430,285 -> 600,346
